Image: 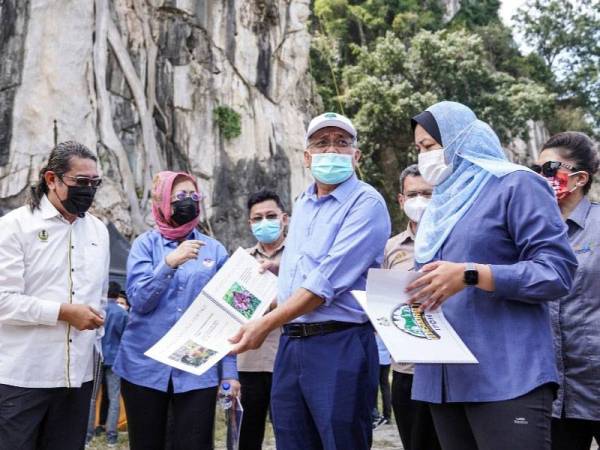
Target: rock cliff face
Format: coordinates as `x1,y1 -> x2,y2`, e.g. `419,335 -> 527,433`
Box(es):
0,0 -> 318,247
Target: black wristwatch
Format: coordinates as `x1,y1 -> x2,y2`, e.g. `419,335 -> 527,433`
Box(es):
464,262 -> 479,286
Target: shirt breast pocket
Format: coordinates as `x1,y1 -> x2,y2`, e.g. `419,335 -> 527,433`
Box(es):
303,223 -> 339,262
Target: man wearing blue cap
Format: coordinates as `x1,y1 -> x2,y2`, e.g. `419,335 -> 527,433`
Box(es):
231,112 -> 391,450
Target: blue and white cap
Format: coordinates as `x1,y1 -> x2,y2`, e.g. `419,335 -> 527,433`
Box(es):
304,112 -> 357,147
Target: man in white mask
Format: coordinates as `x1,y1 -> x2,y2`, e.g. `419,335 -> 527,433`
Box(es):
383,164 -> 441,450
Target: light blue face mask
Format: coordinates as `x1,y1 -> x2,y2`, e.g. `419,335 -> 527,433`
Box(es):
251,219 -> 282,244
310,153 -> 355,185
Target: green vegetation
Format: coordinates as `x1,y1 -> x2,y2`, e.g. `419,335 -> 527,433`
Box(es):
213,106 -> 242,140
309,0 -> 597,230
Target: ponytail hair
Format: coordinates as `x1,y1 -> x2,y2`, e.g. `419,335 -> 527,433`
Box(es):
29,141 -> 97,210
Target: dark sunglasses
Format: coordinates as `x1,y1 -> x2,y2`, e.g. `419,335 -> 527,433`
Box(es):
530,161 -> 577,178
60,175 -> 103,188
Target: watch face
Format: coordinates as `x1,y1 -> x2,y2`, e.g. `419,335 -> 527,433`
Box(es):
464,270 -> 478,285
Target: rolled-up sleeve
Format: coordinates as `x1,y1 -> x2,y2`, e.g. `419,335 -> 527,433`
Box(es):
301,196 -> 391,305
490,174 -> 577,303
127,235 -> 176,315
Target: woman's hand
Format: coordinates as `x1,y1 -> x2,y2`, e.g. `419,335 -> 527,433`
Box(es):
221,379 -> 241,400
406,261 -> 467,311
165,240 -> 205,268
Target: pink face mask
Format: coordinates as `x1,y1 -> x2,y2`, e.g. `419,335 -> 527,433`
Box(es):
546,171 -> 580,201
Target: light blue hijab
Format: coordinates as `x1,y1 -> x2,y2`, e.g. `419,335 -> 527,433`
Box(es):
414,101 -> 531,263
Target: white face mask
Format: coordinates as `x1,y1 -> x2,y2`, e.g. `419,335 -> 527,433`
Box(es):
403,196 -> 430,223
418,148 -> 452,186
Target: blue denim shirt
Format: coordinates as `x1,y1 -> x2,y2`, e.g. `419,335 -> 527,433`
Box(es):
113,229 -> 237,393
278,175 -> 391,323
413,171 -> 577,403
102,301 -> 128,366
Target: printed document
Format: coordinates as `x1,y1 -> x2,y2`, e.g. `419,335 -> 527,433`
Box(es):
353,269 -> 477,364
145,248 -> 277,375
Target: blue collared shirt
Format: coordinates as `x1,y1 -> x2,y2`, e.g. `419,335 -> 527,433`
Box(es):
278,175 -> 391,323
113,229 -> 237,393
550,197 -> 600,420
102,301 -> 128,367
413,171 -> 577,403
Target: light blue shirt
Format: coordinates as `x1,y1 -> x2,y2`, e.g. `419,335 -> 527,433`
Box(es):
375,334 -> 391,365
113,229 -> 237,393
278,175 -> 391,323
412,171 -> 577,403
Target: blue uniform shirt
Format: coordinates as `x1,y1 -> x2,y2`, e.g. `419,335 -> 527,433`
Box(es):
413,171 -> 577,403
113,229 -> 237,393
101,301 -> 128,367
278,175 -> 391,323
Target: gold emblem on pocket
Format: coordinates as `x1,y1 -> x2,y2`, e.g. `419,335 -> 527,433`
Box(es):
38,230 -> 49,242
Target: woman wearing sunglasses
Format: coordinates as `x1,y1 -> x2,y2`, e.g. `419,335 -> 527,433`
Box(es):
404,101 -> 577,450
535,132 -> 600,450
113,171 -> 239,450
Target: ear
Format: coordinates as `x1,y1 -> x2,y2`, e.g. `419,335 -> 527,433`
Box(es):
576,171 -> 590,188
353,148 -> 362,165
397,193 -> 405,209
281,213 -> 290,227
303,150 -> 311,169
45,171 -> 59,191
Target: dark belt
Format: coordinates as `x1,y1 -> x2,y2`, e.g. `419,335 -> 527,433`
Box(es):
282,321 -> 364,338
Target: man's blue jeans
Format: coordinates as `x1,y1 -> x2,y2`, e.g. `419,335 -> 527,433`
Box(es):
87,366 -> 121,442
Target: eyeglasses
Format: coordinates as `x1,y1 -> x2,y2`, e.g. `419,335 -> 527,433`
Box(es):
60,175 -> 103,188
404,190 -> 433,199
308,138 -> 354,150
530,161 -> 578,177
171,190 -> 202,202
250,213 -> 280,224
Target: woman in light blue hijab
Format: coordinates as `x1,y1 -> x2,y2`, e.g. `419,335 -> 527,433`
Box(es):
404,101 -> 578,450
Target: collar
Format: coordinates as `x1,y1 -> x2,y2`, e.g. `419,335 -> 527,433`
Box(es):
162,228 -> 200,247
567,197 -> 591,230
397,223 -> 416,245
305,174 -> 359,204
40,195 -> 63,220
249,239 -> 286,258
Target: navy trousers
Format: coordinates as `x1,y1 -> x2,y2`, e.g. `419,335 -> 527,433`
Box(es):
271,323 -> 379,450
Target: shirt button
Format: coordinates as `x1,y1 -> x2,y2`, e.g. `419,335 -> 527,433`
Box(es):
72,291 -> 75,295
69,339 -> 73,343
177,308 -> 182,312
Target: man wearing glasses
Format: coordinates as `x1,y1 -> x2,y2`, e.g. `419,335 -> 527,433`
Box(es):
383,164 -> 441,450
0,141 -> 109,450
231,113 -> 391,450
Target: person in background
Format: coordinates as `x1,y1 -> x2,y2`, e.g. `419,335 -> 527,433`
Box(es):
230,112 -> 391,450
113,171 -> 239,450
383,164 -> 441,450
116,290 -> 130,311
534,132 -> 600,450
405,101 -> 577,450
86,281 -> 128,447
238,189 -> 288,450
372,334 -> 392,429
0,141 -> 108,450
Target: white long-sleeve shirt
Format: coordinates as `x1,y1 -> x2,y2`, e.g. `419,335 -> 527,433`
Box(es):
0,195 -> 109,388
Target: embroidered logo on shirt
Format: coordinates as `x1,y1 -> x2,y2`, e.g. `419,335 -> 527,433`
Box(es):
37,230 -> 49,242
513,417 -> 529,425
391,304 -> 440,340
573,242 -> 594,255
202,258 -> 215,268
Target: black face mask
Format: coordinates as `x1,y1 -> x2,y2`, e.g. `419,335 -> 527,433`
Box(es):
61,185 -> 97,218
171,198 -> 199,225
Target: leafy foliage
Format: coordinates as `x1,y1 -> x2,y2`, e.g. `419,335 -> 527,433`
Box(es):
514,0 -> 600,131
213,106 -> 242,140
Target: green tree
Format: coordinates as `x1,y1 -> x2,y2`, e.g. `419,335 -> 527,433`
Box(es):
514,0 -> 600,131
342,30 -> 554,230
